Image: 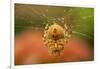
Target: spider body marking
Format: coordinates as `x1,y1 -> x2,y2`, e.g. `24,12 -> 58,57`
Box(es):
43,23 -> 71,56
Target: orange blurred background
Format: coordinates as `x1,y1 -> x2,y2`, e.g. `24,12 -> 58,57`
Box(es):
15,30 -> 93,65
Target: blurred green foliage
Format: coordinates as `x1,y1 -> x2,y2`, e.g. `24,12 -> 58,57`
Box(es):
15,4 -> 94,42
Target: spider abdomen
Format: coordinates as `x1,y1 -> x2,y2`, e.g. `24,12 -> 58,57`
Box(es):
43,23 -> 71,56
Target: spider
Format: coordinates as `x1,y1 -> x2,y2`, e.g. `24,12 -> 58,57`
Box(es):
43,23 -> 72,56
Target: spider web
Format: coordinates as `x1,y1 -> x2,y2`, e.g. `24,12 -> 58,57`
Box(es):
15,4 -> 94,40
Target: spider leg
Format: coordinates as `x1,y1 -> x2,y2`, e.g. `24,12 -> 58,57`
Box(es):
64,24 -> 72,43
43,24 -> 49,43
45,24 -> 49,30
64,24 -> 68,30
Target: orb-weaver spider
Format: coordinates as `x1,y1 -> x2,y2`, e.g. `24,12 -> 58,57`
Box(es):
43,23 -> 72,56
